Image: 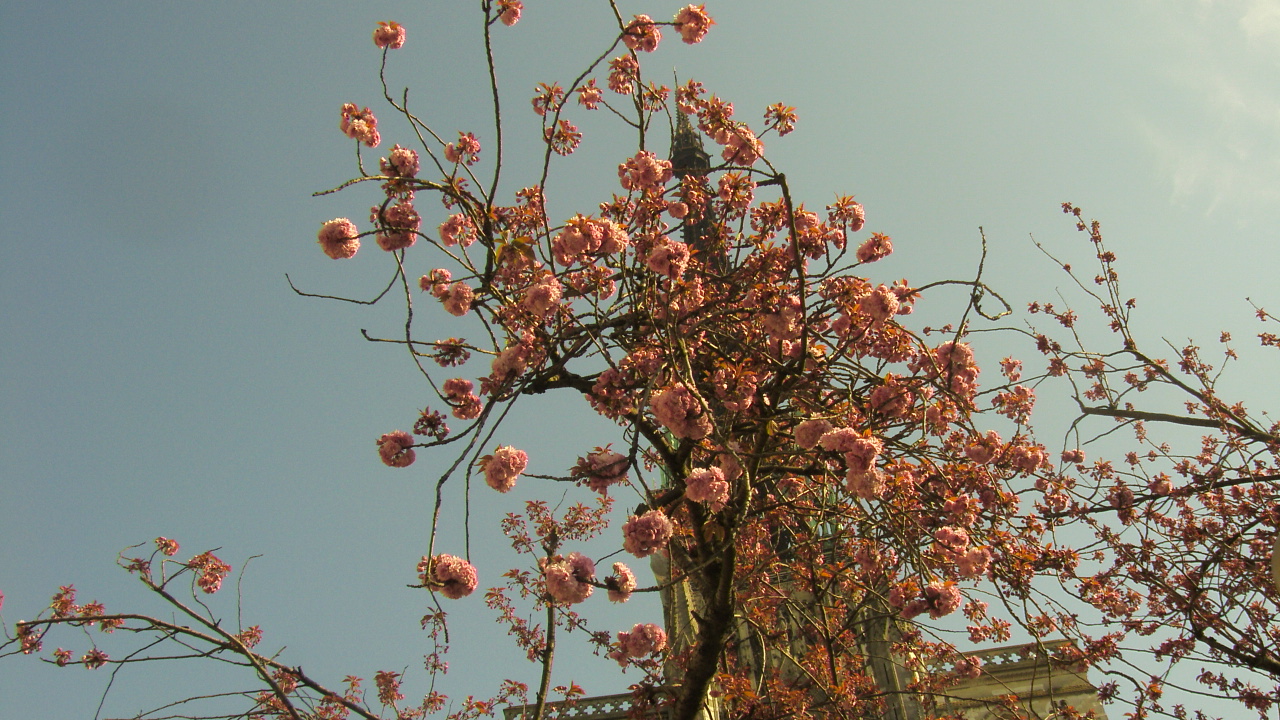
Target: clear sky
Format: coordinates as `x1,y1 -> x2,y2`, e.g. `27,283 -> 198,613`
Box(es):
5,1 -> 1280,717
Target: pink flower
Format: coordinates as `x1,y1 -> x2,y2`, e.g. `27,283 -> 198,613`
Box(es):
377,430 -> 416,468
856,233 -> 893,263
480,445 -> 527,493
674,5 -> 714,44
933,526 -> 970,550
577,79 -> 603,109
544,552 -> 596,604
606,562 -> 637,602
317,218 -> 361,260
444,131 -> 481,166
498,0 -> 522,26
718,126 -> 763,166
444,378 -> 482,420
424,268 -> 452,297
956,655 -> 983,680
828,196 -> 866,232
373,21 -> 406,49
375,200 -> 421,251
522,274 -> 563,317
1061,448 -> 1086,464
154,537 -> 180,557
964,430 -> 1002,465
921,581 -> 962,619
794,419 -> 834,449
956,547 -> 992,579
488,339 -> 532,389
645,239 -> 691,278
862,284 -> 899,325
573,447 -> 629,493
339,103 -> 380,148
380,144 -> 420,178
81,648 -> 109,670
611,623 -> 667,665
438,213 -> 477,247
869,379 -> 914,418
684,467 -> 729,512
420,554 -> 478,599
188,552 -> 231,594
442,282 -> 474,317
622,15 -> 662,53
651,383 -> 711,440
608,54 -> 640,95
618,151 -> 673,192
622,510 -> 673,558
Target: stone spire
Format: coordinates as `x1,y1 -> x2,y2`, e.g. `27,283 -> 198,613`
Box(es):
668,112 -> 724,269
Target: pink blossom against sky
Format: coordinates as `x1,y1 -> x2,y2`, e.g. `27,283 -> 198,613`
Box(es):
5,1 -> 1280,716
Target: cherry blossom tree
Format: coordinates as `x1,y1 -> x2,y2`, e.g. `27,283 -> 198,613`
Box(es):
7,4 -> 1280,720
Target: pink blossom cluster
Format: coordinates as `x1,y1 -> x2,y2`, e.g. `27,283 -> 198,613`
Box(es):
552,214 -> 630,266
544,119 -> 583,156
154,536 -> 180,557
498,0 -> 522,27
758,293 -> 802,341
609,623 -> 667,666
861,285 -> 899,326
717,125 -> 763,166
717,172 -> 755,211
828,196 -> 866,232
480,445 -> 527,493
900,581 -> 963,620
444,132 -> 481,166
608,54 -> 640,95
818,429 -> 883,473
992,384 -> 1035,423
674,5 -> 714,44
373,21 -> 406,50
521,273 -> 563,318
622,510 -> 674,557
869,376 -> 914,418
374,200 -> 421,251
794,418 -> 833,450
606,562 -> 637,602
318,218 -> 361,260
964,430 -> 1002,465
419,554 -> 478,599
577,79 -> 602,109
425,271 -> 474,317
376,430 -> 417,468
443,377 -> 482,420
188,551 -> 231,595
645,238 -> 691,278
531,82 -> 564,117
926,341 -> 980,398
651,383 -> 711,440
1007,442 -> 1048,474
572,447 -> 629,493
955,547 -> 992,578
438,213 -> 478,247
618,151 -> 673,193
486,335 -> 535,390
380,144 -> 420,178
339,103 -> 380,147
622,15 -> 662,53
413,408 -> 449,440
684,467 -> 729,511
543,552 -> 596,604
711,368 -> 757,412
856,232 -> 893,263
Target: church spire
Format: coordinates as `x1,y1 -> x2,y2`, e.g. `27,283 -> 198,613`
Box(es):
668,111 -> 724,269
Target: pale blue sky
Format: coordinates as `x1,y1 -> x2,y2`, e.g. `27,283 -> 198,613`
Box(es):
5,1 -> 1280,717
